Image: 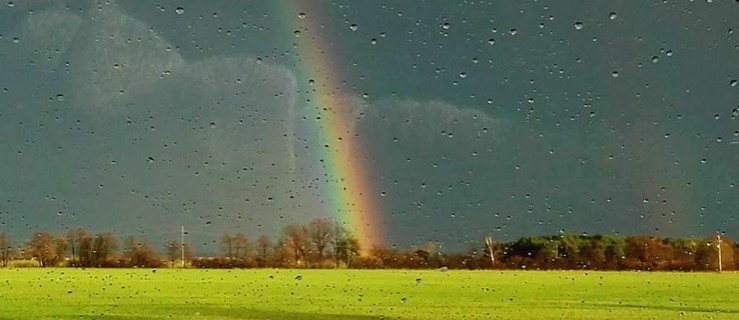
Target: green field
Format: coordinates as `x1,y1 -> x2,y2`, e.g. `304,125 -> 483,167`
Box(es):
0,269 -> 737,320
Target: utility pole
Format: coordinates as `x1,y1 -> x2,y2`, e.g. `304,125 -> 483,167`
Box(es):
181,226 -> 185,268
717,234 -> 723,273
485,235 -> 495,266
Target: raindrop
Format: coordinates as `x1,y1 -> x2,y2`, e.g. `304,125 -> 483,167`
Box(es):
731,79 -> 737,87
609,12 -> 617,20
294,275 -> 302,281
487,38 -> 496,45
665,50 -> 673,57
349,24 -> 358,31
611,71 -> 619,78
574,22 -> 584,30
415,278 -> 422,284
459,72 -> 467,79
293,30 -> 301,37
12,37 -> 20,44
56,94 -> 65,101
297,12 -> 306,19
441,22 -> 451,30
652,56 -> 660,63
175,7 -> 184,15
509,29 -> 518,36
7,1 -> 14,8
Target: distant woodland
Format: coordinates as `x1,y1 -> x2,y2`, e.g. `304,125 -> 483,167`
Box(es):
0,217 -> 736,271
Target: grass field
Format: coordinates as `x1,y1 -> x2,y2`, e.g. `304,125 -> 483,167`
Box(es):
0,268 -> 737,320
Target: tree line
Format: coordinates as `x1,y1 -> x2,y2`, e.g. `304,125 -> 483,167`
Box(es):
0,219 -> 736,271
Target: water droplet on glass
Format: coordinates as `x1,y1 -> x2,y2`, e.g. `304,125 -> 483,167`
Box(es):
459,72 -> 467,79
487,38 -> 496,45
652,56 -> 660,63
574,22 -> 584,30
509,29 -> 518,36
293,30 -> 301,37
442,23 -> 451,30
349,24 -> 358,31
56,94 -> 65,101
665,50 -> 673,57
730,80 -> 737,87
12,37 -> 20,44
297,12 -> 306,19
611,71 -> 619,78
609,12 -> 617,20
7,1 -> 14,8
175,7 -> 184,15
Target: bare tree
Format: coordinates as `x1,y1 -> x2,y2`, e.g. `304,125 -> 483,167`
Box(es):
165,240 -> 194,266
233,233 -> 249,261
220,234 -> 235,260
66,228 -> 90,264
54,237 -> 68,264
308,218 -> 334,266
26,232 -> 57,267
123,236 -> 160,267
256,235 -> 271,267
284,224 -> 309,266
0,232 -> 12,267
92,232 -> 118,266
78,234 -> 94,267
331,224 -> 360,268
332,223 -> 348,267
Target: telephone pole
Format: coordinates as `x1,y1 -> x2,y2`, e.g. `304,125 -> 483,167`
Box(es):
485,235 -> 495,266
181,226 -> 185,268
717,234 -> 723,273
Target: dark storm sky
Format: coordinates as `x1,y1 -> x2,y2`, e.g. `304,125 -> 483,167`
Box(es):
0,0 -> 737,252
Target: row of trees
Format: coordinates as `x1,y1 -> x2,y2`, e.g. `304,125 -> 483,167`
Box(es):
201,217 -> 360,268
0,217 -> 360,269
0,222 -> 736,271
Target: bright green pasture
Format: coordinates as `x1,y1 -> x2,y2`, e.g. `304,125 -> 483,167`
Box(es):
0,268 -> 736,319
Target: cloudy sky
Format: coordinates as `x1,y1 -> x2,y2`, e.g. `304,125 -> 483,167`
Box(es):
0,0 -> 737,252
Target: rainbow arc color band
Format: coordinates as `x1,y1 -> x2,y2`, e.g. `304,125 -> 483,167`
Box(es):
284,3 -> 383,251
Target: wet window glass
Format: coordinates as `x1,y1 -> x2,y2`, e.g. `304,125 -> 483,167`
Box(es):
0,1 -> 737,319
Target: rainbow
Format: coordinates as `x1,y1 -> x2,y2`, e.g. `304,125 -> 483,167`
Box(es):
281,3 -> 384,250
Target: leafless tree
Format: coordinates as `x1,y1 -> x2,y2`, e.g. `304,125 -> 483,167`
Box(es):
256,235 -> 271,267
309,217 -> 334,265
26,232 -> 57,267
92,232 -> 118,266
123,236 -> 160,267
284,224 -> 309,266
0,232 -> 12,267
165,240 -> 194,265
220,234 -> 235,260
66,227 -> 90,264
233,233 -> 249,261
331,223 -> 361,267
